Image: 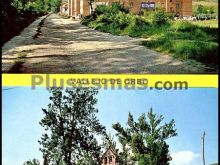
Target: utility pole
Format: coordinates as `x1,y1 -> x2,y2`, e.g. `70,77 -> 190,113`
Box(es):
202,131 -> 206,165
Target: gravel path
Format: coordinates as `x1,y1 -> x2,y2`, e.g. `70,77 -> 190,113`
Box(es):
2,14 -> 204,73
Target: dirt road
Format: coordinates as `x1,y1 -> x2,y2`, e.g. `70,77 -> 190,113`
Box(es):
2,14 -> 204,73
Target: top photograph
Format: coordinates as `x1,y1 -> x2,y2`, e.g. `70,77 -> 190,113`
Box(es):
1,0 -> 218,74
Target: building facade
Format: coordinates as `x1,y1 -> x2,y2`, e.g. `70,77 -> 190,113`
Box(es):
67,0 -> 192,18
100,148 -> 119,165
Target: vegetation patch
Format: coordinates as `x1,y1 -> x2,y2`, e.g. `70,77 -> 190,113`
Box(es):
1,0 -> 62,46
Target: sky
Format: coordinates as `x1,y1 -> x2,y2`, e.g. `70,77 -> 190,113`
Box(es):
2,87 -> 218,165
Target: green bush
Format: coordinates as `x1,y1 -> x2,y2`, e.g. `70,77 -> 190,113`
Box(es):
195,5 -> 215,15
83,3 -> 149,36
193,29 -> 212,41
81,15 -> 95,25
94,5 -> 111,15
199,26 -> 218,41
111,2 -> 129,14
122,16 -> 149,36
174,40 -> 218,63
152,9 -> 169,26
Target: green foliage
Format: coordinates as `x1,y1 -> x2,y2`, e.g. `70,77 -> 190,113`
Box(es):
81,3 -> 148,36
142,20 -> 218,65
23,159 -> 40,165
195,5 -> 215,14
35,0 -> 62,13
101,133 -> 117,151
111,2 -> 129,14
94,5 -> 112,15
112,108 -> 177,165
172,20 -> 197,32
82,3 -> 218,67
1,0 -> 62,45
193,4 -> 217,19
11,0 -> 61,13
152,9 -> 169,26
39,88 -> 106,165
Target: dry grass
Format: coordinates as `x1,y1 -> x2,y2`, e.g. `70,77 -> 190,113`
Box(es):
191,19 -> 218,28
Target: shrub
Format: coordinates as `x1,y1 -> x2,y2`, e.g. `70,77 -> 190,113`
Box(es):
83,2 -> 148,36
94,5 -> 111,15
81,15 -> 95,25
195,5 -> 215,15
111,2 -> 129,14
152,9 -> 169,26
193,29 -> 212,41
123,16 -> 149,36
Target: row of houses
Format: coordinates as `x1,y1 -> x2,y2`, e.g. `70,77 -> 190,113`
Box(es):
60,0 -> 192,19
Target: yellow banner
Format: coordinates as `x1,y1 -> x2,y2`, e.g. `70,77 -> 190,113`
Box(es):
2,74 -> 218,88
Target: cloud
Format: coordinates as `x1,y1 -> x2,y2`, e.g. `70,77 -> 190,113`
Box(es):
171,150 -> 201,165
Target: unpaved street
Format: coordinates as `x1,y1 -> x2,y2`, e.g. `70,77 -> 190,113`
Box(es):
2,14 -> 204,73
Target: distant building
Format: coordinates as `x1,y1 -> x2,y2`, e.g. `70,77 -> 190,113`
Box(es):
100,147 -> 119,165
67,0 -> 192,18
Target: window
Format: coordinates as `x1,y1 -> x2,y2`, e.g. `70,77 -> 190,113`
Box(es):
104,157 -> 107,164
109,156 -> 112,164
170,7 -> 174,12
176,3 -> 180,8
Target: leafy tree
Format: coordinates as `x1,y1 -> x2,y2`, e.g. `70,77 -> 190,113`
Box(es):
101,133 -> 117,151
7,0 -> 62,13
112,108 -> 177,165
23,159 -> 40,165
39,88 -> 106,165
47,0 -> 62,13
117,137 -> 130,165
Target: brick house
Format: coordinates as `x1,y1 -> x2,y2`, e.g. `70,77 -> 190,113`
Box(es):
100,147 -> 119,165
67,0 -> 192,18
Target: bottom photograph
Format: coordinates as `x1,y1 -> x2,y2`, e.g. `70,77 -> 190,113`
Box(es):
2,87 -> 218,165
